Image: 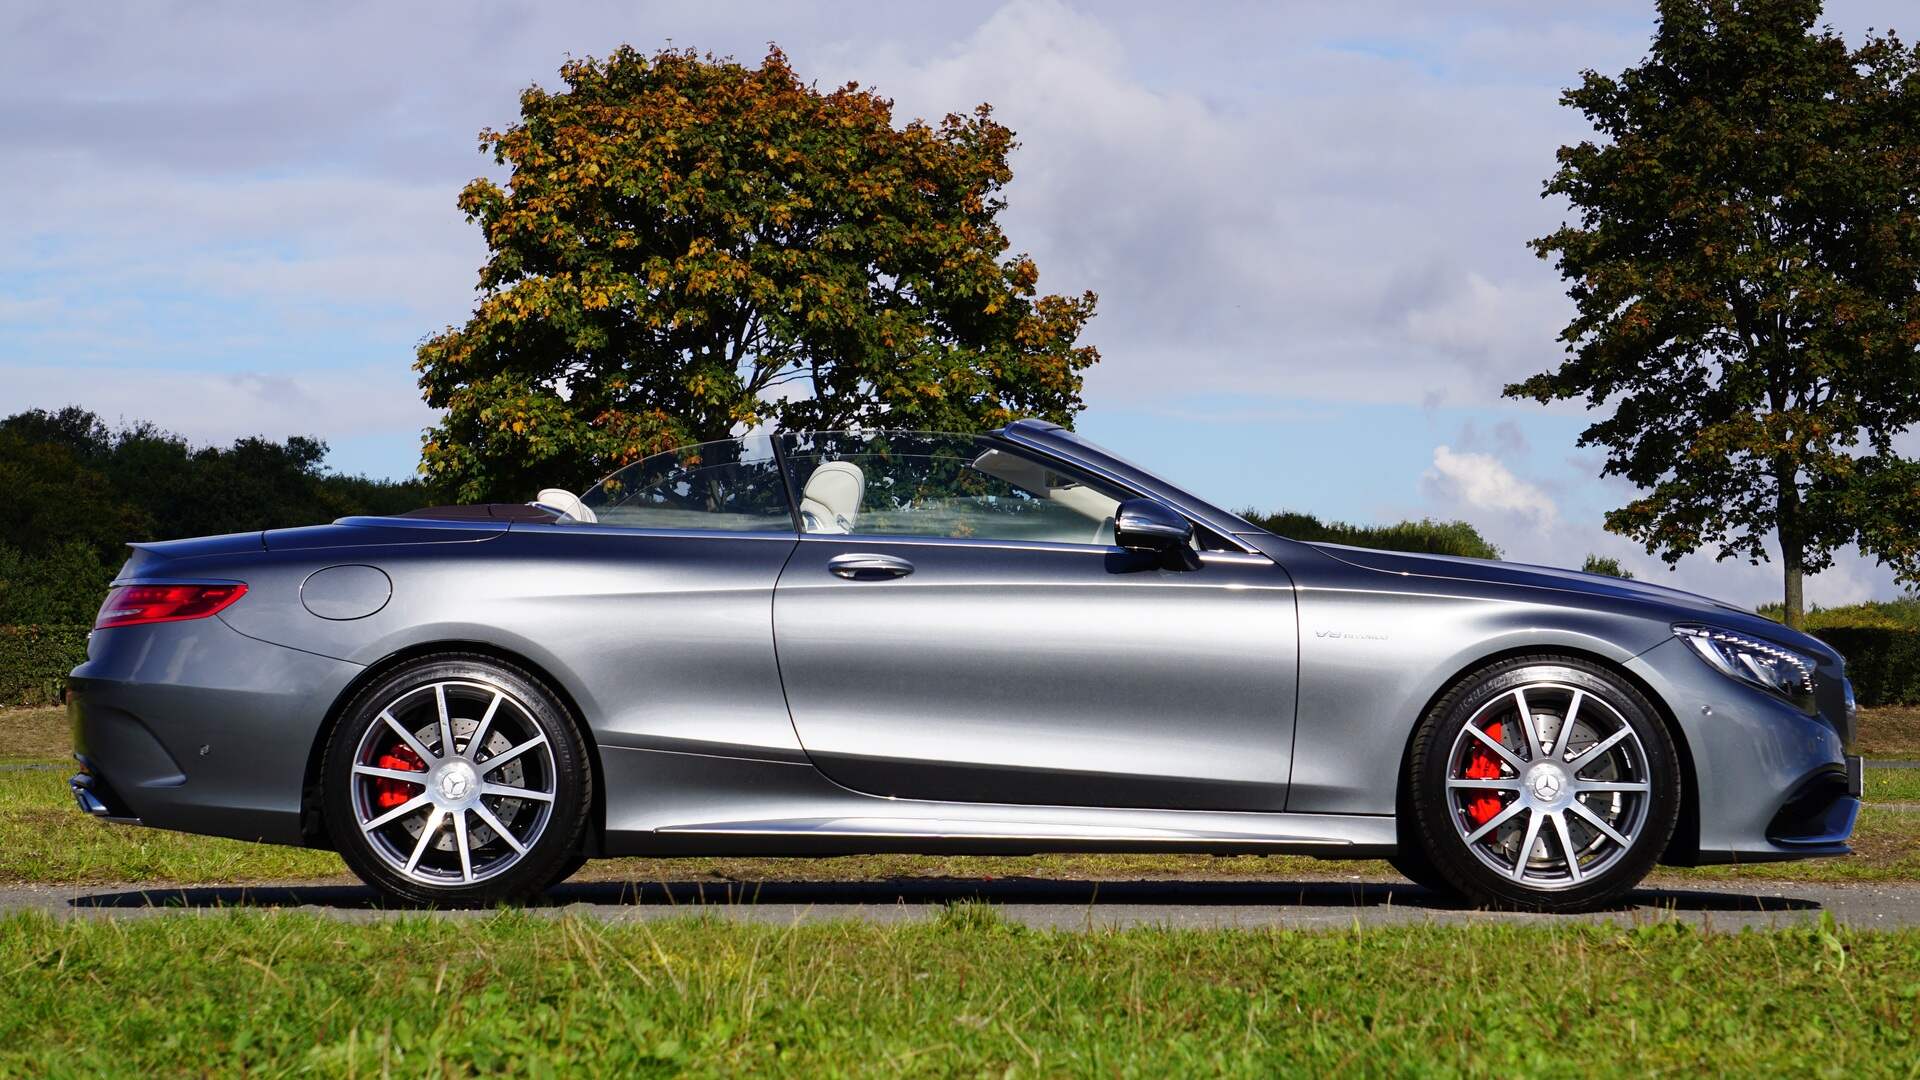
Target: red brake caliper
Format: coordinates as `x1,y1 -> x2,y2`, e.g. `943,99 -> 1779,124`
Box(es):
1463,721 -> 1506,827
372,743 -> 425,809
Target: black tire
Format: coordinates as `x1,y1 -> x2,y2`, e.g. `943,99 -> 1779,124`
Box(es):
1387,849 -> 1459,898
546,853 -> 590,889
1406,655 -> 1679,913
1389,780 -> 1461,898
322,653 -> 593,908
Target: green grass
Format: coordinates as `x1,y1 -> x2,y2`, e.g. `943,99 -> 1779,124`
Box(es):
3,911 -> 1918,1076
0,767 -> 343,884
1868,767 -> 1920,803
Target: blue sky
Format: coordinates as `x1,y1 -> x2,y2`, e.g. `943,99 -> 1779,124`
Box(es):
2,0 -> 1914,606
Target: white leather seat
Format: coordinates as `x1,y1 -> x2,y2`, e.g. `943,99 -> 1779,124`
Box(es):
535,488 -> 598,524
798,461 -> 865,534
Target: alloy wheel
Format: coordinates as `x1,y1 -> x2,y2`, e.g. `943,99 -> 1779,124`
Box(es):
348,680 -> 557,886
1443,681 -> 1652,890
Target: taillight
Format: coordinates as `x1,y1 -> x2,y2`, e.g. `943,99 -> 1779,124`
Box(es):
94,583 -> 247,629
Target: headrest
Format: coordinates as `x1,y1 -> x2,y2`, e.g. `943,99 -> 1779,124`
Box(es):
535,488 -> 598,524
799,460 -> 865,533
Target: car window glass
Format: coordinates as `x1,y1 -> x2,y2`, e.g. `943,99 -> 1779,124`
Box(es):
574,434 -> 793,532
779,431 -> 1124,545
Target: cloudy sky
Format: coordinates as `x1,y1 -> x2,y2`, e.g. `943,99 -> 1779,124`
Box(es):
3,0 -> 1915,607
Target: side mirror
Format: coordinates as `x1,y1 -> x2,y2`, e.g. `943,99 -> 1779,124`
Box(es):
1114,498 -> 1193,554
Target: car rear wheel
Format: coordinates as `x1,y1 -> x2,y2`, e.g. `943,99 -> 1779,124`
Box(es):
322,654 -> 592,907
1406,655 -> 1679,912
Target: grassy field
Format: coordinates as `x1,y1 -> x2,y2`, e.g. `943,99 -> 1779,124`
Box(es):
10,705 -> 1919,887
1868,766 -> 1920,802
0,706 -> 70,764
1861,705 -> 1920,759
13,703 -> 1920,1076
2,909 -> 1918,1076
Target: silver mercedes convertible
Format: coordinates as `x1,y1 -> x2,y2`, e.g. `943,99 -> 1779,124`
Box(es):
68,420 -> 1862,910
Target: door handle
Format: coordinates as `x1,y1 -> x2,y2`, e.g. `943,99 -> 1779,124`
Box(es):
827,553 -> 915,581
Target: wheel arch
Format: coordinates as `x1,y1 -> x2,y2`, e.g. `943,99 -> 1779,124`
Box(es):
1391,643 -> 1699,864
300,639 -> 608,855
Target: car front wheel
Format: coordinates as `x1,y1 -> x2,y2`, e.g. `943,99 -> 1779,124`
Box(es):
1406,655 -> 1680,912
322,654 -> 592,907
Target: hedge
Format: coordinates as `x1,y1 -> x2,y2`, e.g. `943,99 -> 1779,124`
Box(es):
1813,625 -> 1920,707
0,625 -> 89,707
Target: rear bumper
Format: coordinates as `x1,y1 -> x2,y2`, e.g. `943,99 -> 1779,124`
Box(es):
69,767 -> 138,824
67,617 -> 364,846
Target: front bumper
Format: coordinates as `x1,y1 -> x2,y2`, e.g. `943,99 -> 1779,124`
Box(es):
1764,755 -> 1863,849
67,617 -> 364,846
1628,638 -> 1859,865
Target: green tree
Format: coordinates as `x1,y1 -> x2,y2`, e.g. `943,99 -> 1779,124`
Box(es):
1581,554 -> 1635,580
1243,509 -> 1502,560
0,408 -> 435,624
416,46 -> 1101,502
1510,0 -> 1920,630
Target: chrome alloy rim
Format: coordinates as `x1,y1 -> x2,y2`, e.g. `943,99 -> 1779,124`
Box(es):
350,681 -> 557,886
1445,682 -> 1651,891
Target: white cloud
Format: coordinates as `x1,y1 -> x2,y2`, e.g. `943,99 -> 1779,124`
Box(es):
1,0 -> 1914,600
815,1 -> 1621,412
1423,445 -> 1557,527
0,364 -> 436,448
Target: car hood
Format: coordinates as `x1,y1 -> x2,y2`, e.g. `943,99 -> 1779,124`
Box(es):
1298,541 -> 1830,651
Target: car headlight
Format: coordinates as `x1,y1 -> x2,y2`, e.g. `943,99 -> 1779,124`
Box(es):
1674,624 -> 1817,713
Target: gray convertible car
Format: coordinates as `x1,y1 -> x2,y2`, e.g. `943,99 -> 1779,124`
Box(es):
68,420 -> 1861,910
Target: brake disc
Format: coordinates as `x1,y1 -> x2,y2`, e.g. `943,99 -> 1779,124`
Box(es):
400,717 -> 529,851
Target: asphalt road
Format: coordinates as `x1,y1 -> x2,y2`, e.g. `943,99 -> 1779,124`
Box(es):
4,877 -> 1918,930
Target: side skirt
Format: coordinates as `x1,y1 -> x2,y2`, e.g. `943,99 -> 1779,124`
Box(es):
600,746 -> 1395,858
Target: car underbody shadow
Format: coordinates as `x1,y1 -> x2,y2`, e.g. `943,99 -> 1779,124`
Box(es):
67,876 -> 1822,914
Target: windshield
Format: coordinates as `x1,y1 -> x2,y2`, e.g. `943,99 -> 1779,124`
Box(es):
574,434 -> 792,532
779,430 -> 1125,545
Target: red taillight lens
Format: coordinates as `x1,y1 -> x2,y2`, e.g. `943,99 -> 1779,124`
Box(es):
94,583 -> 247,630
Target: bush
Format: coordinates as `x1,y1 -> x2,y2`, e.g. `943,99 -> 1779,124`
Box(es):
1811,626 -> 1920,707
1243,510 -> 1501,560
0,541 -> 114,625
1751,599 -> 1920,706
1755,597 -> 1920,631
0,625 -> 90,707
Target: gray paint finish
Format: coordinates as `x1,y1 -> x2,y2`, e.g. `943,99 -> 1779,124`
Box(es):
775,538 -> 1296,811
299,565 -> 391,620
68,419 -> 1857,875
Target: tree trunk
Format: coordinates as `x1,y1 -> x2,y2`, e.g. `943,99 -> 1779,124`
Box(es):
1782,546 -> 1805,630
1777,458 -> 1805,630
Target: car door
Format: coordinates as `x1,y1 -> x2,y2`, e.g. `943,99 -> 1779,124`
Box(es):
771,431 -> 1298,812
508,434 -> 804,762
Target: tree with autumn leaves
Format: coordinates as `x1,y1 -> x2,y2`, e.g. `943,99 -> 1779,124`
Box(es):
1513,0 -> 1920,628
417,46 -> 1098,502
